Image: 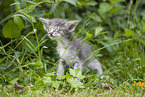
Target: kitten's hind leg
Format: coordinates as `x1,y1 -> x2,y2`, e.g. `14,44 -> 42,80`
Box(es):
57,59 -> 66,75
87,60 -> 103,78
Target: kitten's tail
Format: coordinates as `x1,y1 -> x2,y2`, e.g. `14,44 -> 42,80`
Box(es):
88,60 -> 103,78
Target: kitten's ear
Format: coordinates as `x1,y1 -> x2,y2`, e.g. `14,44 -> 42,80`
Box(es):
39,18 -> 49,24
39,18 -> 50,31
65,20 -> 79,32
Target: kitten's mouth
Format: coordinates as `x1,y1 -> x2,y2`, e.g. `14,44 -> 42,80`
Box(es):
48,33 -> 62,40
48,33 -> 53,35
49,34 -> 53,37
48,33 -> 53,37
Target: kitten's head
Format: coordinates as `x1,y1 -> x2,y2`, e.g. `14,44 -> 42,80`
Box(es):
39,18 -> 79,40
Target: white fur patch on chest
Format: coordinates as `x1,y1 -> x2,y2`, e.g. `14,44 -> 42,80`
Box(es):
57,44 -> 73,64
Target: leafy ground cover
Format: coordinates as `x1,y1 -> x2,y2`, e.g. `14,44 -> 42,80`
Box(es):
0,0 -> 145,96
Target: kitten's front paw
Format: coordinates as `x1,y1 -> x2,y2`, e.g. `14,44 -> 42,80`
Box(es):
100,75 -> 104,79
76,78 -> 80,81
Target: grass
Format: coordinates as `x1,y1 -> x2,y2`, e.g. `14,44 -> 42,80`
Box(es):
1,83 -> 145,97
1,25 -> 145,96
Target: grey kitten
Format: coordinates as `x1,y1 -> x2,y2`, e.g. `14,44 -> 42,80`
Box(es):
39,18 -> 103,77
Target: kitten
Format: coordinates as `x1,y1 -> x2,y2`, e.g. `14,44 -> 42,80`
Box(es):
39,18 -> 103,78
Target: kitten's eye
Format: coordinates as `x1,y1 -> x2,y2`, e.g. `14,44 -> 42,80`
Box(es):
55,26 -> 59,29
59,31 -> 64,35
55,24 -> 59,26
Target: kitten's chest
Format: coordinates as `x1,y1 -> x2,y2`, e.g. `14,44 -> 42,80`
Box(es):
57,44 -> 67,57
56,42 -> 75,64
